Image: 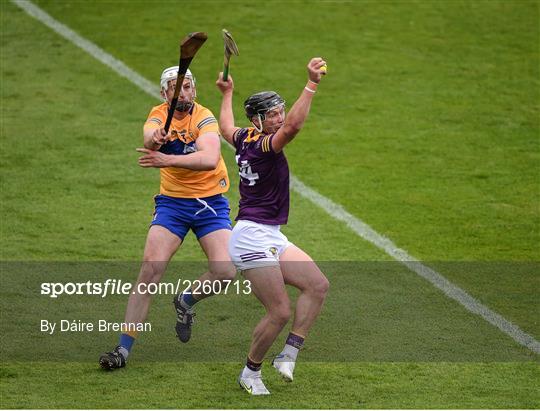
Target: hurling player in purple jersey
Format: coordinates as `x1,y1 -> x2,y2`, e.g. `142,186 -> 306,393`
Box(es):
216,57 -> 329,395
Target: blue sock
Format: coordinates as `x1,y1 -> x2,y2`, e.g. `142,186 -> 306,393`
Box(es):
119,333 -> 135,352
181,291 -> 198,308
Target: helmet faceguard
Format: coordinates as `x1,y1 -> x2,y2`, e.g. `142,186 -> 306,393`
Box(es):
244,91 -> 285,132
160,66 -> 196,112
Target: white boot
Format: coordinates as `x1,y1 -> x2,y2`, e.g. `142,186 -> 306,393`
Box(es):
238,368 -> 271,395
272,353 -> 296,382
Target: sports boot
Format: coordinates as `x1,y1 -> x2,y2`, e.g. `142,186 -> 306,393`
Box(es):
272,353 -> 296,382
99,346 -> 126,370
238,369 -> 270,395
173,294 -> 195,343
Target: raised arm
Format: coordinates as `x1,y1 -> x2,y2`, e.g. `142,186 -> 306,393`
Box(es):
271,57 -> 326,153
216,72 -> 240,145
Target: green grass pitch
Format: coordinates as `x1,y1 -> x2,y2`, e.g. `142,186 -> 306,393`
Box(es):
1,0 -> 539,408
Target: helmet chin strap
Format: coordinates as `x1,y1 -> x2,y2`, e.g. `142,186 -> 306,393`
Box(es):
252,114 -> 264,133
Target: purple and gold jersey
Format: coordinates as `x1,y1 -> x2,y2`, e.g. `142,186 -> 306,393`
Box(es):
233,127 -> 289,225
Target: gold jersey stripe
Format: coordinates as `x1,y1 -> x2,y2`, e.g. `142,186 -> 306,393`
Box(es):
262,135 -> 271,152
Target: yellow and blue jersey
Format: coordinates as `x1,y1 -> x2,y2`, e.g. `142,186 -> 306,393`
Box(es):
144,102 -> 229,198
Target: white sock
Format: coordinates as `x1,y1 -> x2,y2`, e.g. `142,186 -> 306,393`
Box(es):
242,365 -> 261,377
281,344 -> 299,361
118,346 -> 129,359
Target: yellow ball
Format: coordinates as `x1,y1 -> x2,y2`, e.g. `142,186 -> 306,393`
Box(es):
320,64 -> 328,74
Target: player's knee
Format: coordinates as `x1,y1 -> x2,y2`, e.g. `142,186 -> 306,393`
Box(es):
138,261 -> 167,285
209,262 -> 237,282
270,304 -> 291,326
312,275 -> 330,300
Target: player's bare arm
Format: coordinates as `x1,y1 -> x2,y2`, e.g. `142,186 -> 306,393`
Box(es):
271,57 -> 326,153
216,72 -> 240,145
137,131 -> 221,170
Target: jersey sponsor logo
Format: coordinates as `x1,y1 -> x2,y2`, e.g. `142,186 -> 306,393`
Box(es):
171,129 -> 195,144
236,157 -> 260,186
183,142 -> 197,154
160,139 -> 192,156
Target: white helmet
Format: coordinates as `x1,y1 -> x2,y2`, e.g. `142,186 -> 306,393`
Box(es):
160,66 -> 195,92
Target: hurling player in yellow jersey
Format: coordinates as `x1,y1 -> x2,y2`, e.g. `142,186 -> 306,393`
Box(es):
99,67 -> 236,370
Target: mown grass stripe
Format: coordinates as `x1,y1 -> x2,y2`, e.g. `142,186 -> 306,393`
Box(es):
11,0 -> 159,100
12,0 -> 539,356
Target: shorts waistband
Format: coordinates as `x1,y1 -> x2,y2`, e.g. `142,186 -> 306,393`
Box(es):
156,193 -> 225,203
237,219 -> 281,231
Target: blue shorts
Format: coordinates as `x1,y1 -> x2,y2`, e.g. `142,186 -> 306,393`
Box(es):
151,194 -> 232,240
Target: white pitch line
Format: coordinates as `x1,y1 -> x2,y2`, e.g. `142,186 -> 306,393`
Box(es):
12,0 -> 540,355
10,0 -> 159,100
291,177 -> 540,355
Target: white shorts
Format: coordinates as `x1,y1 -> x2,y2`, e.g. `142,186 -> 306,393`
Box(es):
229,220 -> 293,271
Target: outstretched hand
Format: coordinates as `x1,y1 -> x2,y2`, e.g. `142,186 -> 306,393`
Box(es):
307,57 -> 327,84
136,148 -> 170,168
